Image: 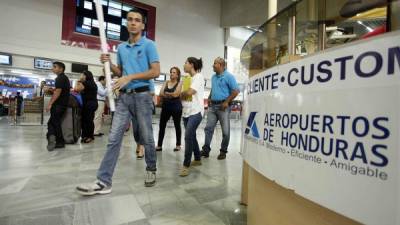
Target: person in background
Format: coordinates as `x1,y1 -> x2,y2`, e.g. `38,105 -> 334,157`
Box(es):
16,92 -> 23,117
201,57 -> 239,160
74,70 -> 98,143
76,9 -> 160,195
94,76 -> 107,136
46,61 -> 70,151
156,67 -> 183,152
179,57 -> 204,177
36,81 -> 46,97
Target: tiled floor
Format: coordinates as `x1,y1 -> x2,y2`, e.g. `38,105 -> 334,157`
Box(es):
0,117 -> 246,225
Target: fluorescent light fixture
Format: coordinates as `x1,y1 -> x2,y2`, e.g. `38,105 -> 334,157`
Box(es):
83,17 -> 92,26
11,70 -> 32,75
107,22 -> 120,32
92,19 -> 106,28
122,5 -> 132,12
326,26 -> 338,31
357,21 -> 373,32
84,1 -> 93,10
109,0 -> 121,9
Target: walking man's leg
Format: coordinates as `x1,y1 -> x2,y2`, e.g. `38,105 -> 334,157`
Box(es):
76,96 -> 131,195
47,105 -> 66,151
132,118 -> 144,159
217,107 -> 231,160
202,106 -> 218,157
47,108 -> 57,151
134,92 -> 157,187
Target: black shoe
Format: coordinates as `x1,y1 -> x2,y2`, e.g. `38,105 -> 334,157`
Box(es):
55,143 -> 65,149
156,147 -> 162,152
93,133 -> 102,137
200,150 -> 209,158
217,152 -> 226,160
47,135 -> 56,151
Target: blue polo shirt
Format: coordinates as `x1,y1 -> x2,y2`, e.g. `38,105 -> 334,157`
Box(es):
210,70 -> 239,101
117,36 -> 159,90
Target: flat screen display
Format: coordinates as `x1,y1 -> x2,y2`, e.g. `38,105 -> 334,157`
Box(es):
71,63 -> 88,73
0,53 -> 12,66
34,58 -> 53,70
75,0 -> 149,41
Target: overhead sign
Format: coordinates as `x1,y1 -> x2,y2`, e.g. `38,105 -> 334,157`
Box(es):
242,31 -> 400,225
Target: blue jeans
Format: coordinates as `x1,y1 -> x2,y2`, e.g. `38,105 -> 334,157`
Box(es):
97,92 -> 156,186
132,119 -> 141,144
202,104 -> 231,153
183,113 -> 202,167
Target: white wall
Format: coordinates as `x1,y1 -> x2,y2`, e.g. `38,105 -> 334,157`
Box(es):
140,0 -> 224,78
0,0 -> 224,79
221,0 -> 268,27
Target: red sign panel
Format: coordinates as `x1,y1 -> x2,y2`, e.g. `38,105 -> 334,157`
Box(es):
61,0 -> 156,52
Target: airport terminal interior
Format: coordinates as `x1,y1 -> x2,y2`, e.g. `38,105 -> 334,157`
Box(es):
0,0 -> 399,225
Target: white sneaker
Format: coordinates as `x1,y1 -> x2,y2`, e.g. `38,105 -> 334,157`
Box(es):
76,180 -> 112,196
144,171 -> 156,187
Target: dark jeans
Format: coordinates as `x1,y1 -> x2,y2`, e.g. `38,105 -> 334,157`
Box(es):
183,113 -> 202,167
81,100 -> 98,139
157,107 -> 182,147
47,104 -> 67,144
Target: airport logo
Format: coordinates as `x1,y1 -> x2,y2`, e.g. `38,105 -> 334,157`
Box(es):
245,112 -> 260,139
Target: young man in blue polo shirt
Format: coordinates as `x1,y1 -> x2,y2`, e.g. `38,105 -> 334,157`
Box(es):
76,9 -> 160,195
201,57 -> 239,160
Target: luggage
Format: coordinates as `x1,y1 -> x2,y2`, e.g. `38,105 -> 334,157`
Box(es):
62,95 -> 81,144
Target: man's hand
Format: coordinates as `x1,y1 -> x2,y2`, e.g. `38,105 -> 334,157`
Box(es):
113,76 -> 131,90
46,104 -> 52,112
100,53 -> 111,64
220,101 -> 229,111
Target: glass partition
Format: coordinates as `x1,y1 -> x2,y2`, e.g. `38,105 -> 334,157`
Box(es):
241,0 -> 396,76
324,0 -> 387,49
295,0 -> 320,56
241,9 -> 291,76
391,0 -> 400,30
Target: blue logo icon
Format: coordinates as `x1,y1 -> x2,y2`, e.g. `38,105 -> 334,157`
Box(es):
245,112 -> 260,139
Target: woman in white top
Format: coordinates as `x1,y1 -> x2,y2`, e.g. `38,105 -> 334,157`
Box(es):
179,57 -> 205,177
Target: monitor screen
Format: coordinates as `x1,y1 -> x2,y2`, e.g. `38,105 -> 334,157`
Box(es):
154,73 -> 166,82
0,53 -> 12,66
71,63 -> 88,73
75,0 -> 149,42
34,58 -> 53,70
